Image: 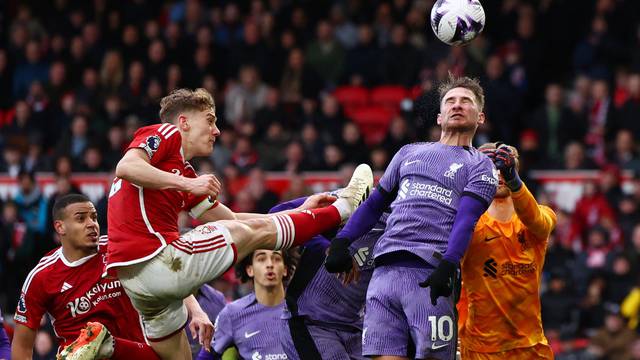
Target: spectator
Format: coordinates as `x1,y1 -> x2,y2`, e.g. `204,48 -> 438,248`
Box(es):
344,24 -> 382,86
306,20 -> 345,87
529,83 -> 587,163
561,141 -> 597,170
340,122 -> 368,165
541,268 -> 579,340
13,170 -> 47,235
381,24 -> 421,86
585,303 -> 636,360
605,253 -> 635,304
280,48 -> 322,104
246,168 -> 279,214
610,129 -> 640,172
13,40 -> 49,98
224,64 -> 268,125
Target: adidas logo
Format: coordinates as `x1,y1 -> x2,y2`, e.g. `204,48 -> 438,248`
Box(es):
60,282 -> 73,293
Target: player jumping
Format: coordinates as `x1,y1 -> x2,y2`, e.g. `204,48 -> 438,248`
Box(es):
325,75 -> 497,360
106,88 -> 373,359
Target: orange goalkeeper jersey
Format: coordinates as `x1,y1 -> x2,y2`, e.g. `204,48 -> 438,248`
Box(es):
458,184 -> 556,353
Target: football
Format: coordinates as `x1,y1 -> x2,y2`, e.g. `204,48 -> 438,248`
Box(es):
430,0 -> 486,46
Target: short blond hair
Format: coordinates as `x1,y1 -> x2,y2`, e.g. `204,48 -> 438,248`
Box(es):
159,88 -> 215,123
478,142 -> 520,171
438,73 -> 485,111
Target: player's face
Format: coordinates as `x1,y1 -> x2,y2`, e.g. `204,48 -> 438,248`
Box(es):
494,173 -> 511,199
184,108 -> 220,157
437,87 -> 485,132
55,202 -> 100,251
247,250 -> 287,289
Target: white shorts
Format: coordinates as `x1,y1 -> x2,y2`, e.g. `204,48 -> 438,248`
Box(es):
117,223 -> 237,341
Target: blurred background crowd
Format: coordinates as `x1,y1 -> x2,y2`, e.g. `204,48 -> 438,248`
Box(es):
1,0 -> 640,358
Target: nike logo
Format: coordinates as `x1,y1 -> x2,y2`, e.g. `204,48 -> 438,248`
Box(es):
431,342 -> 448,350
484,235 -> 500,242
244,330 -> 260,338
403,160 -> 421,166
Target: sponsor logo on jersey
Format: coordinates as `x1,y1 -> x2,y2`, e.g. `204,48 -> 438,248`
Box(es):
252,352 -> 287,360
398,179 -> 453,205
483,258 -> 498,279
444,163 -> 464,179
66,280 -> 122,317
245,330 -> 260,338
353,247 -> 374,268
483,258 -> 537,278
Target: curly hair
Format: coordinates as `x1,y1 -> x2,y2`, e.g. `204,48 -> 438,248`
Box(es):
158,88 -> 215,123
235,248 -> 299,284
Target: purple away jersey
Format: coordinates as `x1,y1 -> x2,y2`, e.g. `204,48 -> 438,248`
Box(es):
213,293 -> 287,359
284,224 -> 384,327
0,309 -> 9,360
376,142 -> 497,265
280,217 -> 386,360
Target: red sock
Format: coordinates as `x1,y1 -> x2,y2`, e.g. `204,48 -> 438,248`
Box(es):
112,337 -> 160,359
272,206 -> 341,249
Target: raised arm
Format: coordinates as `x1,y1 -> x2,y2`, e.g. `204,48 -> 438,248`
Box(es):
511,184 -> 557,240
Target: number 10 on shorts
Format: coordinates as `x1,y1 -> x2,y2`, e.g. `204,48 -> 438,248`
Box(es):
428,315 -> 453,342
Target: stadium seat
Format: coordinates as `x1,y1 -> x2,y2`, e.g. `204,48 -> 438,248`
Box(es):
333,85 -> 370,110
348,106 -> 395,146
370,85 -> 409,114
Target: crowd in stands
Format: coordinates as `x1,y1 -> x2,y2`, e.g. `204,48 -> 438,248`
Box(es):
1,0 -> 640,358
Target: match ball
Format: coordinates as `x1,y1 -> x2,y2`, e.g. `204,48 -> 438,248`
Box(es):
430,0 -> 486,46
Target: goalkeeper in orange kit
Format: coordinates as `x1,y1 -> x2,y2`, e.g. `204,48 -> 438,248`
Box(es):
457,142 -> 556,359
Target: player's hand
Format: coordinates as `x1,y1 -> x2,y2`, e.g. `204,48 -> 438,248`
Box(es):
325,237 -> 353,273
299,193 -> 337,210
494,145 -> 522,191
479,147 -> 496,162
189,310 -> 214,352
418,259 -> 457,306
338,258 -> 361,286
186,174 -> 222,198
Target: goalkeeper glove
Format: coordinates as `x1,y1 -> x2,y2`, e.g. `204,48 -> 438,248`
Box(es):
494,145 -> 522,192
419,259 -> 457,306
324,237 -> 353,273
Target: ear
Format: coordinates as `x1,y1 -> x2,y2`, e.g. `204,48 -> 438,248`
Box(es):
53,220 -> 65,236
477,112 -> 485,125
436,113 -> 442,125
177,114 -> 189,131
246,265 -> 254,278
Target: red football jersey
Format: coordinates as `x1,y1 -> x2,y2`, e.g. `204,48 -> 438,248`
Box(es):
14,238 -> 145,347
106,123 -> 217,269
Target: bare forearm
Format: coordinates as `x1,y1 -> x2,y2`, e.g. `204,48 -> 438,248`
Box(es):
116,154 -> 186,190
184,294 -> 203,316
11,325 -> 36,360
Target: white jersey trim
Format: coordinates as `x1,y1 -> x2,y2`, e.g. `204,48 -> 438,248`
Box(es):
105,244 -> 166,270
22,249 -> 62,293
59,251 -> 98,268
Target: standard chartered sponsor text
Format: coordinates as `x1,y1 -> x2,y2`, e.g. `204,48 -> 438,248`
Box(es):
409,182 -> 453,205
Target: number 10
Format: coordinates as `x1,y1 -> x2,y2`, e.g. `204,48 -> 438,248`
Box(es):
428,315 -> 453,342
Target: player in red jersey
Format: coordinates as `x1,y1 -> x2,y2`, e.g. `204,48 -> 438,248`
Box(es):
11,194 -> 211,360
106,88 -> 373,359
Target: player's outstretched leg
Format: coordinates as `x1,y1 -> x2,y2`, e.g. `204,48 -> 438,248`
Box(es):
226,163 -> 373,260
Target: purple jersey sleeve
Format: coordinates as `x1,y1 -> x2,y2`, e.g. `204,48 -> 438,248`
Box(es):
462,155 -> 497,206
212,306 -> 234,355
195,348 -> 219,360
378,145 -> 411,192
0,326 -> 8,360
